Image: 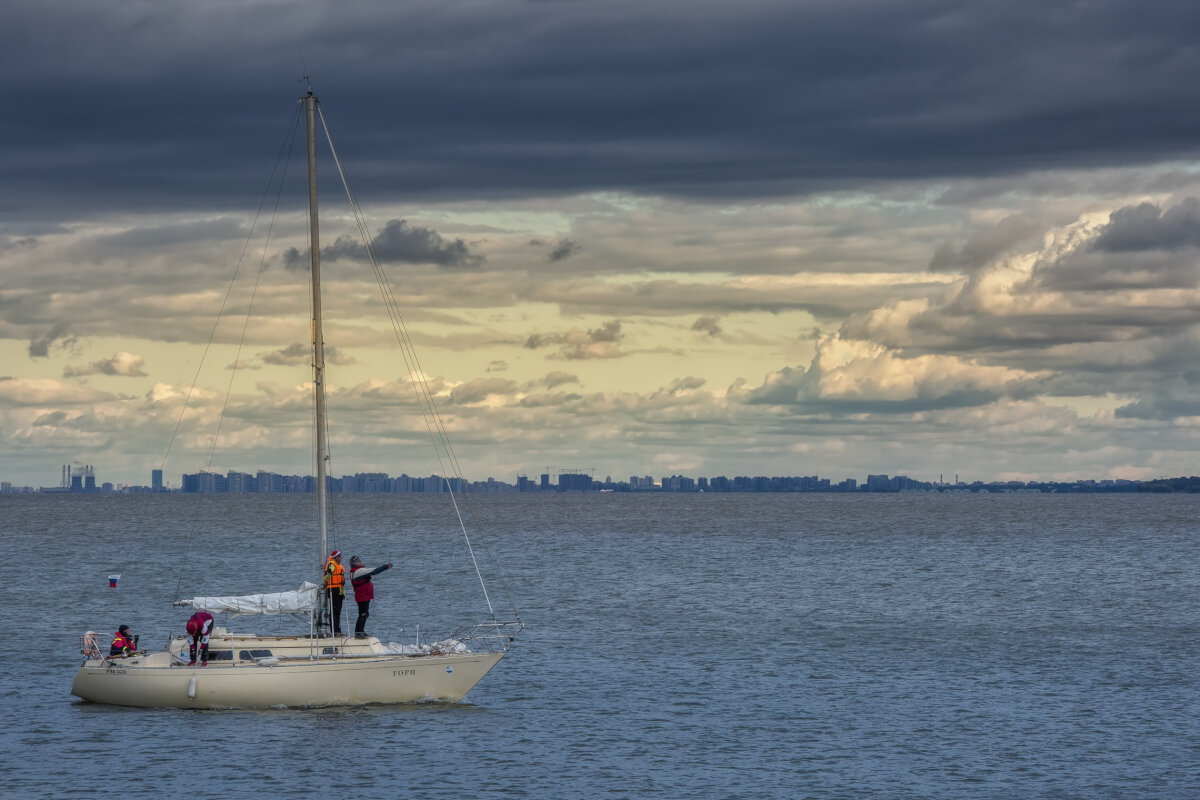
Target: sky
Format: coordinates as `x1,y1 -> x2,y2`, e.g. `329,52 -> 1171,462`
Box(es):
6,0 -> 1200,487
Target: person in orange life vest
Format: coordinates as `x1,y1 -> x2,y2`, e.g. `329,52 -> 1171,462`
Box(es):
323,550 -> 346,635
109,624 -> 138,657
186,610 -> 215,666
349,555 -> 392,639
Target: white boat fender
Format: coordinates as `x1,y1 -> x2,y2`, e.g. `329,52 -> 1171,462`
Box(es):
257,657 -> 279,667
187,675 -> 197,699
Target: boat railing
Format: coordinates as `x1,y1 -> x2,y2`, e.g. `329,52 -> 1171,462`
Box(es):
452,620 -> 524,653
79,621 -> 521,664
80,631 -> 107,661
363,620 -> 520,655
79,630 -> 157,664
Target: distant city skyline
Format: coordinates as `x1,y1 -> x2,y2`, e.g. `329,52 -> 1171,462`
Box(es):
0,463 -> 1166,495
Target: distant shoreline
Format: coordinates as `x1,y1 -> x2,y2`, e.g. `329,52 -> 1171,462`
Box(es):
6,475 -> 1200,495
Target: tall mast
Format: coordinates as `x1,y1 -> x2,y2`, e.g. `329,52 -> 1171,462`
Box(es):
304,90 -> 329,562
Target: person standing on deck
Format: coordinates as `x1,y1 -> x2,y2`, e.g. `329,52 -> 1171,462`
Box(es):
349,555 -> 392,639
323,550 -> 346,635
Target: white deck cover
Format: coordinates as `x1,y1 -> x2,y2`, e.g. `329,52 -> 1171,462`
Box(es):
178,581 -> 319,617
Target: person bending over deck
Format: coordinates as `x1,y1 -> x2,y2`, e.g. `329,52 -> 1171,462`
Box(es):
186,610 -> 215,666
349,555 -> 392,639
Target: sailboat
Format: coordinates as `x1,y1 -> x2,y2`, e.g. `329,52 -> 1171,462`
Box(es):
70,89 -> 521,709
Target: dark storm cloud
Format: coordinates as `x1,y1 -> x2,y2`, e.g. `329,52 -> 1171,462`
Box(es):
542,371 -> 579,389
524,322 -> 622,348
588,320 -> 622,343
930,214 -> 1043,273
851,287 -> 1200,359
312,220 -> 483,267
361,220 -> 482,267
1091,197 -> 1200,252
523,319 -> 625,359
281,247 -> 307,272
742,358 -> 1044,414
548,239 -> 581,262
1031,199 -> 1200,293
9,0 -> 1200,221
1114,374 -> 1200,420
28,323 -> 77,358
691,315 -> 723,337
261,343 -> 309,366
1036,249 -> 1200,293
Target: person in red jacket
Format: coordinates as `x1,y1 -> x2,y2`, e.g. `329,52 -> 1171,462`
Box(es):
349,555 -> 392,639
109,624 -> 138,657
186,610 -> 215,666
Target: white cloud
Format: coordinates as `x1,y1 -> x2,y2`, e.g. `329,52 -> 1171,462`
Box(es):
63,351 -> 147,378
11,173 -> 1200,484
0,376 -> 114,405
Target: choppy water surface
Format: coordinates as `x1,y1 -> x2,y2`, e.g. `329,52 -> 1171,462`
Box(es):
4,492 -> 1198,798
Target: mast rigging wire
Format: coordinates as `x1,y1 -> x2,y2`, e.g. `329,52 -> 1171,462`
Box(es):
317,104 -> 522,625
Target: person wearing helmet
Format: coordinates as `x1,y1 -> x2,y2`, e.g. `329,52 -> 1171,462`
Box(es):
109,624 -> 138,657
185,610 -> 215,666
349,555 -> 393,639
322,550 -> 346,635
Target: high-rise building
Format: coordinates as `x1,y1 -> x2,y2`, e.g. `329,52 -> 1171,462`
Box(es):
151,469 -> 163,491
558,472 -> 592,491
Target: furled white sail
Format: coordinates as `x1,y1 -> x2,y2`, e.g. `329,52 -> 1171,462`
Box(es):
176,582 -> 319,617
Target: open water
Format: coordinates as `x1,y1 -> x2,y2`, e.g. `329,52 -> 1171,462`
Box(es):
2,492 -> 1198,798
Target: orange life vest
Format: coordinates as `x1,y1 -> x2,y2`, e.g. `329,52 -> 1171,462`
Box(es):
324,559 -> 345,593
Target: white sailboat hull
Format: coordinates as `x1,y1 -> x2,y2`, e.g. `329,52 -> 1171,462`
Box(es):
71,647 -> 505,709
72,630 -> 505,708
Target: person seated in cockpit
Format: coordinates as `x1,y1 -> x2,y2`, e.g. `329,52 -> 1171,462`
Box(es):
109,624 -> 139,657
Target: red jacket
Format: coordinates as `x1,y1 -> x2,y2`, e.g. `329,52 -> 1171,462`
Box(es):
188,611 -> 214,638
110,630 -> 136,657
351,563 -> 391,602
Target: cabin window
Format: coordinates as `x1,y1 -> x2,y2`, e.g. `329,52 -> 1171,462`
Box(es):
238,649 -> 274,660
